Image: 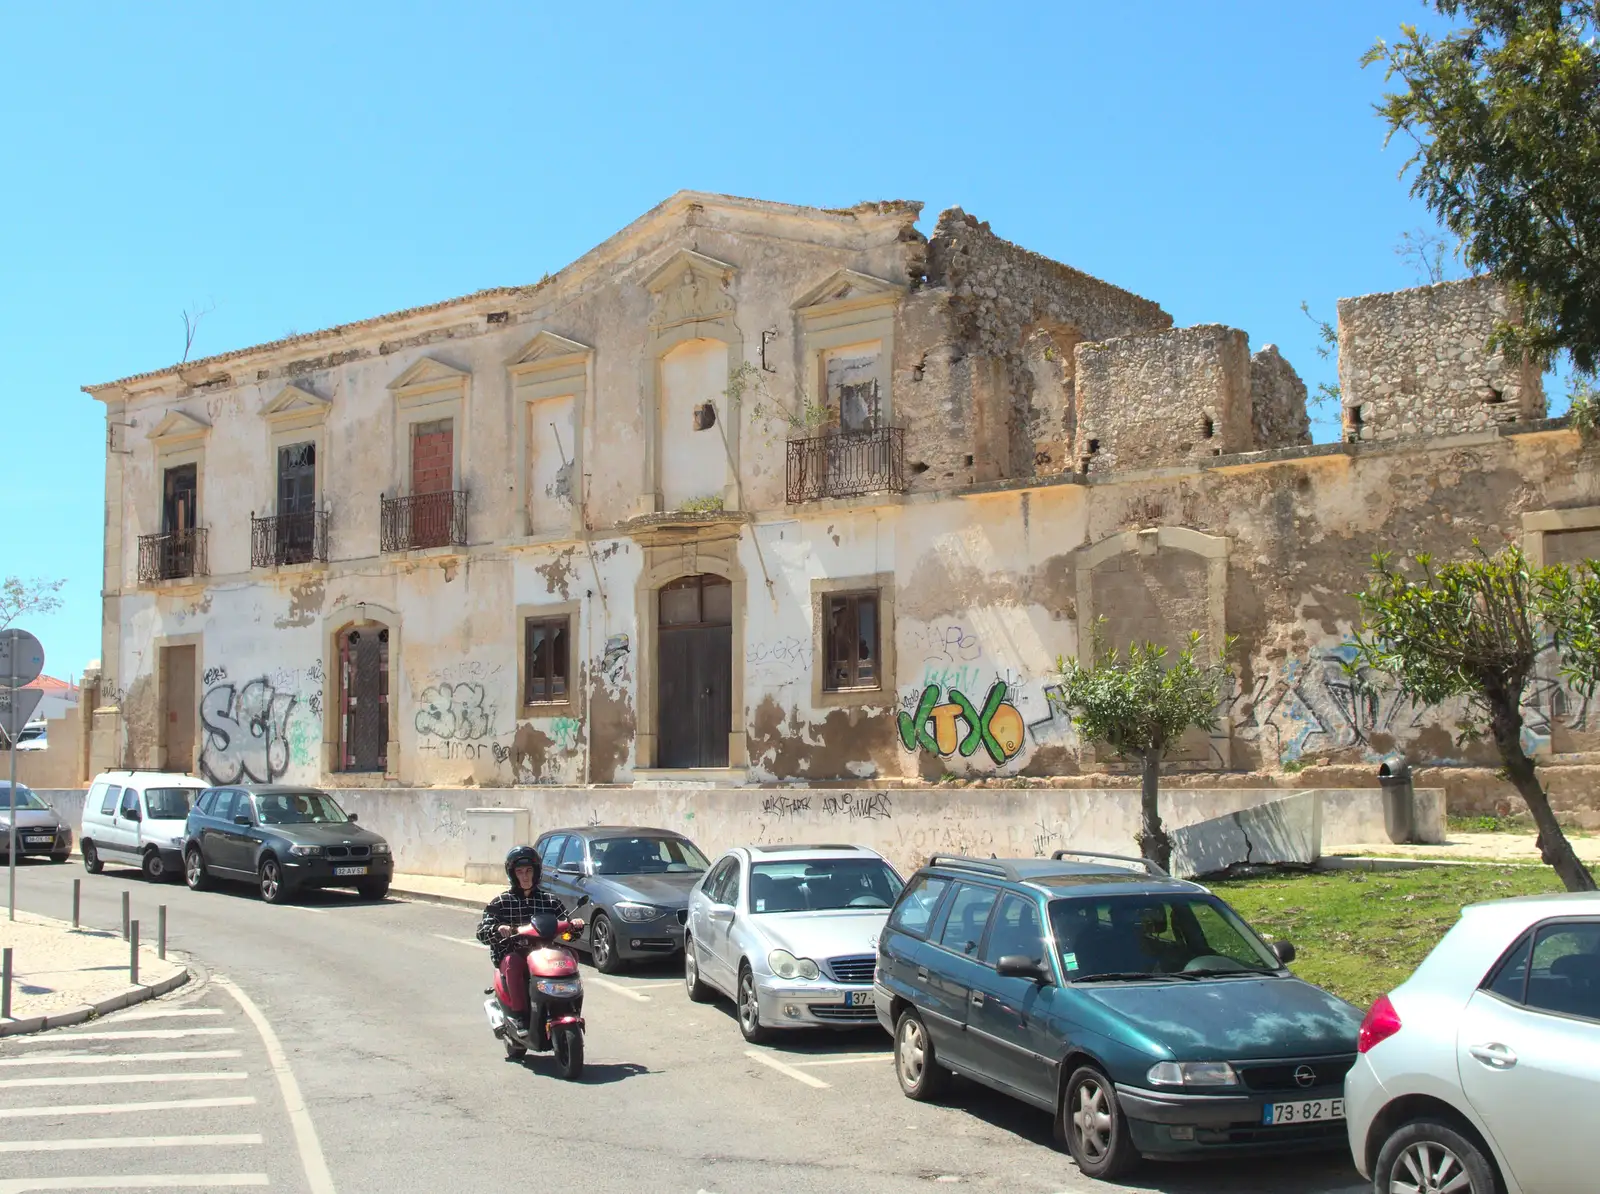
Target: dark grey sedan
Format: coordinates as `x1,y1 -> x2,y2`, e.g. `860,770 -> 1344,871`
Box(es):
535,826 -> 709,973
0,782 -> 72,863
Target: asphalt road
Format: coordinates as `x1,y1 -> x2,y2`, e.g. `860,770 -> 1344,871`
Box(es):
2,859 -> 1368,1194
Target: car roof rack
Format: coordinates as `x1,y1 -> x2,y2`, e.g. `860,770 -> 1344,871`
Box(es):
749,843 -> 866,853
925,854 -> 1019,879
1050,849 -> 1169,878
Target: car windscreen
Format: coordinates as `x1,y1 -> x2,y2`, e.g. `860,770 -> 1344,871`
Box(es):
591,835 -> 709,875
144,788 -> 197,820
1048,892 -> 1281,980
0,784 -> 47,811
255,792 -> 350,825
749,858 -> 903,914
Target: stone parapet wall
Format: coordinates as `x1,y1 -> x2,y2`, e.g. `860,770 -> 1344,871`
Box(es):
1250,344 -> 1312,450
1337,277 -> 1544,444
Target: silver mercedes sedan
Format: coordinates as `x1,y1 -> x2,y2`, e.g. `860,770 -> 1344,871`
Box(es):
683,843 -> 904,1041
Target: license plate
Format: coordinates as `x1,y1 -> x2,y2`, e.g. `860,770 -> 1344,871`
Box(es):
334,865 -> 368,876
25,836 -> 52,845
844,990 -> 873,1007
1264,1098 -> 1344,1125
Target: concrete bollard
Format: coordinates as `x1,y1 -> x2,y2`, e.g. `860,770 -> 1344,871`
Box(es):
73,879 -> 81,929
158,905 -> 167,960
130,921 -> 139,986
122,891 -> 130,942
2,947 -> 11,1020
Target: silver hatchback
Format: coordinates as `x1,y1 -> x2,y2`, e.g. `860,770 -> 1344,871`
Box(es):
683,843 -> 904,1042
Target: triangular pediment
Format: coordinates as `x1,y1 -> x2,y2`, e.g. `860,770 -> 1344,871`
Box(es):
644,249 -> 737,331
146,409 -> 211,444
794,269 -> 905,314
643,248 -> 736,295
386,356 -> 471,394
505,331 -> 592,370
259,383 -> 331,423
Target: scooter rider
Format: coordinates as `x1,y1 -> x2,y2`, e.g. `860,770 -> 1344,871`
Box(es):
477,845 -> 579,1029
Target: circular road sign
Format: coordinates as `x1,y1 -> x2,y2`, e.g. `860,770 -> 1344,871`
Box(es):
0,628 -> 45,688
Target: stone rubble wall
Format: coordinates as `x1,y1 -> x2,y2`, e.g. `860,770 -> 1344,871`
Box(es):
1337,276 -> 1545,444
1250,343 -> 1312,450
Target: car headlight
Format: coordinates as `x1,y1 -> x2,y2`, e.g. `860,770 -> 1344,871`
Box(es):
534,978 -> 583,998
768,949 -> 821,981
371,842 -> 391,855
168,836 -> 185,848
1146,1061 -> 1238,1087
288,844 -> 324,857
613,902 -> 663,923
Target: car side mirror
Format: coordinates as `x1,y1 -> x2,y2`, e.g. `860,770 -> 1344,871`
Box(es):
1270,940 -> 1297,965
996,955 -> 1050,983
125,809 -> 141,823
346,813 -> 358,822
709,905 -> 734,920
234,814 -> 252,827
557,861 -> 583,876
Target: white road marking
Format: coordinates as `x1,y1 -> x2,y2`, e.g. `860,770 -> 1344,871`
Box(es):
113,1008 -> 226,1021
0,1051 -> 243,1068
0,1072 -> 249,1090
0,1096 -> 257,1120
0,1177 -> 269,1192
216,974 -> 337,1194
743,1048 -> 830,1089
789,1054 -> 892,1068
9,1028 -> 236,1044
279,905 -> 328,915
0,1134 -> 263,1153
432,934 -> 484,948
586,975 -> 650,1002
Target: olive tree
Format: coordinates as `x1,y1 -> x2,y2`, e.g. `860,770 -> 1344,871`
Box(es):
0,576 -> 64,632
1353,545 -> 1598,892
1056,627 -> 1234,873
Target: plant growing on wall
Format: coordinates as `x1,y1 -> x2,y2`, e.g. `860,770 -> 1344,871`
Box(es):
1352,544 -> 1598,892
0,576 -> 65,632
731,360 -> 829,444
1055,624 -> 1235,873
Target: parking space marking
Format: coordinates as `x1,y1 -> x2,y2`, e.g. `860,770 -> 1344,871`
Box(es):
0,1134 -> 264,1153
788,1055 -> 891,1068
0,1096 -> 257,1120
0,1177 -> 269,1192
0,1072 -> 249,1090
432,934 -> 484,949
278,905 -> 328,915
0,1052 -> 242,1069
743,1049 -> 830,1089
586,976 -> 651,1002
9,1029 -> 237,1044
115,1009 -> 226,1021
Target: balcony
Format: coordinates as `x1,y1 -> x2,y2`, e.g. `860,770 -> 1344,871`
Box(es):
381,490 -> 467,552
138,528 -> 208,585
785,426 -> 905,504
251,510 -> 329,568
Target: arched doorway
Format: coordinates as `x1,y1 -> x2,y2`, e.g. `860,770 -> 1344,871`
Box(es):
337,624 -> 390,772
657,573 -> 731,768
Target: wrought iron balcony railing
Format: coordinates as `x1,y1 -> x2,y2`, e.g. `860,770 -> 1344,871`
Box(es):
785,426 -> 905,504
138,528 -> 208,584
381,490 -> 467,552
251,510 -> 329,568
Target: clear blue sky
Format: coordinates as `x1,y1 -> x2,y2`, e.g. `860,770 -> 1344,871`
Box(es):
3,0 -> 1507,680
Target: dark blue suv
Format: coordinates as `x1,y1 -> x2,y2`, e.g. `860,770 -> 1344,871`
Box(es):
874,852 -> 1362,1181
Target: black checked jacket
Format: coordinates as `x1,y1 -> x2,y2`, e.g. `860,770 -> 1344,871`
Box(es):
477,885 -> 569,964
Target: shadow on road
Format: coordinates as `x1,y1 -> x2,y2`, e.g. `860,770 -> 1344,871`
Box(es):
506,1056 -> 652,1085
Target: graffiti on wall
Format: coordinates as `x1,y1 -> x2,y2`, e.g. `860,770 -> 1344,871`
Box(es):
601,634 -> 630,686
898,680 -> 1026,765
200,678 -> 297,785
415,683 -> 494,741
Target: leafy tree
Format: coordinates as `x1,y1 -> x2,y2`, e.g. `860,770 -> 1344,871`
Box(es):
0,576 -> 64,632
1353,545 -> 1598,892
1363,3 -> 1600,373
1056,626 -> 1235,873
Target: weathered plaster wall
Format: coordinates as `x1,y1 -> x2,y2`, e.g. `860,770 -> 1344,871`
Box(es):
1338,277 -> 1545,444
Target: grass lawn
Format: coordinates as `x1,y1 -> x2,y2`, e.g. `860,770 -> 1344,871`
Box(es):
1210,865 -> 1565,1009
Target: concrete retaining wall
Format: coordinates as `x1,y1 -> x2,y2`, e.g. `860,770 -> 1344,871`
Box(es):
36,784 -> 1444,880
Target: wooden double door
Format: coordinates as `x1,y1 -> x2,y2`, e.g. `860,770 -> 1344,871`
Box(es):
656,574 -> 732,769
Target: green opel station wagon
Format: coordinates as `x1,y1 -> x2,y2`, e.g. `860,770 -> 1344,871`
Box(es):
875,852 -> 1363,1181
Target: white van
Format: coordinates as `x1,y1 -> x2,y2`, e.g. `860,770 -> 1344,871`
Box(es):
81,771 -> 210,882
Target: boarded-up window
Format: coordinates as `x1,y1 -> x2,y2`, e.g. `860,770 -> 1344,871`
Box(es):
824,591 -> 879,690
411,419 -> 454,495
524,617 -> 570,705
824,346 -> 882,432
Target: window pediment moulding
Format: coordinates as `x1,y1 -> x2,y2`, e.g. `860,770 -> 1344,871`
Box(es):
387,356 -> 470,409
259,384 -> 332,428
146,409 -> 211,447
506,331 -> 592,387
793,269 -> 906,329
644,249 -> 737,337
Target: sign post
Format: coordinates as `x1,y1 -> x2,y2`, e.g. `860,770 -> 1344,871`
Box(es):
0,629 -> 45,922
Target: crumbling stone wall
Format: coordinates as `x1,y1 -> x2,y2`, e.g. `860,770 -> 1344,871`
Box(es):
1250,344 -> 1311,450
917,209 -> 1171,480
1337,276 -> 1545,444
1074,325 -> 1253,474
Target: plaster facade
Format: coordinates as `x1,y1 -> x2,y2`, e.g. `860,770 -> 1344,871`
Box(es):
83,191 -> 1590,805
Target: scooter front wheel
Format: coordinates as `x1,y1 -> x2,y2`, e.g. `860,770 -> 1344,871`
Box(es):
552,1025 -> 584,1080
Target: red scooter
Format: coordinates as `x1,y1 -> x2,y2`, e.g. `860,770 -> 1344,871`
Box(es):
484,913 -> 587,1079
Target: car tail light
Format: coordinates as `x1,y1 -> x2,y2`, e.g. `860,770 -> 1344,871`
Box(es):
1358,994 -> 1401,1053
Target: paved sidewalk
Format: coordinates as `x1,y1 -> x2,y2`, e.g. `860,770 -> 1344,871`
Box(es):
0,909 -> 186,1033
1334,831 -> 1600,864
390,871 -> 503,910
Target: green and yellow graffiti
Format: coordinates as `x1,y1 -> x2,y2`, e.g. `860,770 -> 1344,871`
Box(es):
897,680 -> 1026,765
